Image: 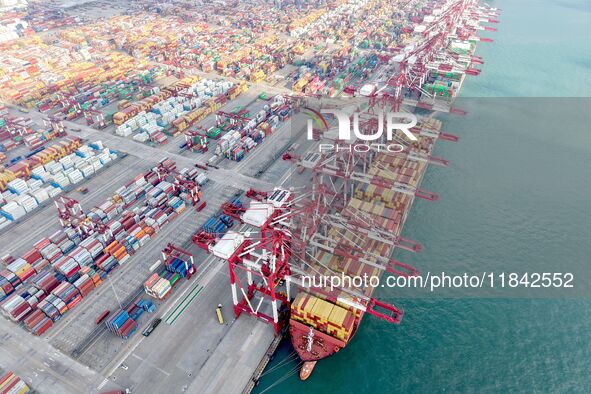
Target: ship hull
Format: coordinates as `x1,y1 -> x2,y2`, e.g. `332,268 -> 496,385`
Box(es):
300,362 -> 317,380
290,316 -> 360,356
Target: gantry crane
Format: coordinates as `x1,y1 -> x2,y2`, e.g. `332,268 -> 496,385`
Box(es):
84,109 -> 106,128
184,126 -> 209,153
368,0 -> 496,115
187,0 -> 502,341
162,243 -> 197,279
55,196 -> 108,237
216,109 -> 251,128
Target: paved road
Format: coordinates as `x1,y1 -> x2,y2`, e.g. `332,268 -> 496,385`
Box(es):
0,93 -> 312,394
14,104 -> 273,193
0,154 -> 146,254
0,318 -> 121,394
102,122 -> 315,394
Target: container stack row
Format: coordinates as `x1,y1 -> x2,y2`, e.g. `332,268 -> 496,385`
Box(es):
116,78 -> 234,145
1,138 -> 82,191
105,298 -> 155,339
0,112 -> 65,154
144,254 -> 195,300
1,36 -> 153,110
50,13 -> 294,80
144,272 -> 175,300
105,309 -> 138,339
173,81 -> 248,136
214,96 -> 290,162
202,213 -> 234,236
291,292 -> 356,342
113,76 -> 201,126
0,371 -> 30,394
0,140 -> 118,229
0,160 -> 204,335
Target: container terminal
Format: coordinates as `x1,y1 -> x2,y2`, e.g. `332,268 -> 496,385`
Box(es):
0,0 -> 499,392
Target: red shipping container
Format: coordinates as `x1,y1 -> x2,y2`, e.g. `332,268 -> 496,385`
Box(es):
2,377 -> 19,393
34,238 -> 51,251
25,309 -> 45,329
94,254 -> 109,265
8,302 -> 31,321
34,319 -> 53,335
32,258 -> 50,271
119,318 -> 135,334
121,319 -> 137,337
16,267 -> 36,282
1,255 -> 15,265
64,266 -> 80,279
0,372 -> 14,386
67,295 -> 83,310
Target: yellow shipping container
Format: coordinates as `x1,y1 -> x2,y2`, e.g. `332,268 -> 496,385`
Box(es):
310,297 -> 334,324
15,264 -> 32,278
328,305 -> 348,326
292,293 -> 318,322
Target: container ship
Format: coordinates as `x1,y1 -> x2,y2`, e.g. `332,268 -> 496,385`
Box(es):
285,1 -> 500,380
289,116 -> 443,379
63,0 -> 502,384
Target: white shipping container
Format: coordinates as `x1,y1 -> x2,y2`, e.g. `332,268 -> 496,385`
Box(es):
32,188 -> 50,204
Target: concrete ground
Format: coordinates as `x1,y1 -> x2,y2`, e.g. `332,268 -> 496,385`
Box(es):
0,153 -> 143,247
0,3 -> 417,394
0,318 -> 121,393
105,149 -> 312,393
106,224 -> 276,394
1,94 -> 315,393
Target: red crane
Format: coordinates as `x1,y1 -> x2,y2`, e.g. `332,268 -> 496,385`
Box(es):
84,109 -> 106,128
216,110 -> 251,127
55,196 -> 107,237
368,0 -> 497,115
184,126 -> 209,153
188,0 -> 500,338
162,243 -> 197,279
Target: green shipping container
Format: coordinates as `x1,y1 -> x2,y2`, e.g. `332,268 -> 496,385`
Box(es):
169,273 -> 180,286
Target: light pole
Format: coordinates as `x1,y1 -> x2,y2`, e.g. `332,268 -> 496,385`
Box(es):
106,275 -> 123,310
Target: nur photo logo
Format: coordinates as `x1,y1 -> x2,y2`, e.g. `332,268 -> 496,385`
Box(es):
304,107 -> 418,153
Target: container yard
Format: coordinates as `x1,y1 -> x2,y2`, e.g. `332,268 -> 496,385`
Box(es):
0,139 -> 121,230
0,0 -> 504,393
0,371 -> 30,394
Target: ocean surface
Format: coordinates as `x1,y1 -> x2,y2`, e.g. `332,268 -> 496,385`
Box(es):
255,0 -> 591,392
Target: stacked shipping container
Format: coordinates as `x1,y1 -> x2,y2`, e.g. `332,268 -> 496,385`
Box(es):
291,292 -> 356,342
0,160 -> 204,336
115,78 -> 238,145
0,371 -> 30,394
105,298 -> 155,339
0,140 -> 119,229
144,254 -> 195,300
214,96 -> 289,162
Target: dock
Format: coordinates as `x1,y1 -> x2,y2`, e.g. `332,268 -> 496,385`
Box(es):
0,0 -> 498,392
